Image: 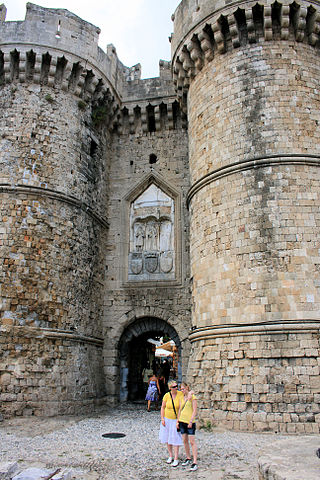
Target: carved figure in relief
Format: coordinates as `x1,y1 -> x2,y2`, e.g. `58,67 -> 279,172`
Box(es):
160,220 -> 172,252
134,223 -> 145,251
146,222 -> 158,251
129,184 -> 175,278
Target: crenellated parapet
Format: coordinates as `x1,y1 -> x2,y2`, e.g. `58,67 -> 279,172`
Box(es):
0,3 -> 184,133
0,3 -> 125,129
119,60 -> 187,134
171,0 -> 320,97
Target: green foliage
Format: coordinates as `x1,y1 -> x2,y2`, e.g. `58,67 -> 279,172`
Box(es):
45,93 -> 54,103
200,420 -> 212,431
92,104 -> 108,127
78,100 -> 87,110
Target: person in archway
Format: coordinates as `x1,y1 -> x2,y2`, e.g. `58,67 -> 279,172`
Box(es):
176,382 -> 198,472
159,379 -> 183,467
157,370 -> 168,403
142,362 -> 153,394
161,359 -> 171,384
145,372 -> 160,411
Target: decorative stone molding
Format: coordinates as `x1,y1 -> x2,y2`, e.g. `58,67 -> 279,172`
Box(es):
118,99 -> 186,134
119,316 -> 181,351
128,183 -> 175,281
121,173 -> 183,286
108,307 -> 180,347
0,47 -> 121,130
0,184 -> 109,229
172,1 -> 320,89
187,154 -> 320,207
1,325 -> 104,346
189,320 -> 320,343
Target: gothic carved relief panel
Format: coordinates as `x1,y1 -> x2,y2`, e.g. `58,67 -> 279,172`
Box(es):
128,184 -> 175,281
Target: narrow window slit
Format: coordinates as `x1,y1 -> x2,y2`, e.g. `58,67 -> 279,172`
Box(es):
149,154 -> 157,164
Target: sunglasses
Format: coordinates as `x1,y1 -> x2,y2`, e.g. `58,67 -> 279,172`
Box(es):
171,385 -> 178,388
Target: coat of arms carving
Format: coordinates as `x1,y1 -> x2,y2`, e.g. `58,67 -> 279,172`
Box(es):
128,183 -> 176,281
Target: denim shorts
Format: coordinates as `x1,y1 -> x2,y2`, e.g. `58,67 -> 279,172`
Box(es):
178,421 -> 196,435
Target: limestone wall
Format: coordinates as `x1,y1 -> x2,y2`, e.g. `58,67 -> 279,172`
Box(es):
0,4 -> 115,417
172,0 -> 320,432
104,89 -> 191,401
0,2 -> 125,98
0,80 -> 109,416
0,3 -> 192,417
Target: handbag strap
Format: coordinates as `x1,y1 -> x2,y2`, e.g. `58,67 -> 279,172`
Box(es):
180,399 -> 188,413
169,391 -> 178,418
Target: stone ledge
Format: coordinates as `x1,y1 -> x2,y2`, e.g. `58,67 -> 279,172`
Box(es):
258,436 -> 320,479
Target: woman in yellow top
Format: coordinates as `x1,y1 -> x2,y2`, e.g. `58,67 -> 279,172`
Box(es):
176,382 -> 198,471
159,379 -> 184,467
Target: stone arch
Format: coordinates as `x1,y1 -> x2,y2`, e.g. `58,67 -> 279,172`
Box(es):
118,316 -> 182,402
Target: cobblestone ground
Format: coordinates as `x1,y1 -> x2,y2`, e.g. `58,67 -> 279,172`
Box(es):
0,403 -> 290,479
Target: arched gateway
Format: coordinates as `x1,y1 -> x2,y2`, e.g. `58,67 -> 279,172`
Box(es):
118,317 -> 182,402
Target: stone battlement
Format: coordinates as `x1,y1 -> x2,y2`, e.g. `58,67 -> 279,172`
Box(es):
171,0 -> 320,96
0,3 -> 182,133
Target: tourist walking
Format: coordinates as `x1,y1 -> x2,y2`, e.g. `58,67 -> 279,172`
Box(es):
142,363 -> 153,393
158,371 -> 168,403
159,380 -> 183,467
145,372 -> 160,411
177,382 -> 198,471
161,359 -> 171,384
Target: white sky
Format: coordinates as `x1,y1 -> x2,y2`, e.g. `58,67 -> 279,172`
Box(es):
4,0 -> 181,78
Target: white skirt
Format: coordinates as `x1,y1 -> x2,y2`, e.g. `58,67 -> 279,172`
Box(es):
159,417 -> 183,446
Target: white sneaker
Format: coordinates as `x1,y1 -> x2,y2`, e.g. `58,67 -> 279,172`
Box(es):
171,460 -> 179,467
166,457 -> 173,464
189,463 -> 198,471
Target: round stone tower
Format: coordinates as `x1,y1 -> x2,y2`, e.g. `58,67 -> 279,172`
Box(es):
172,0 -> 320,432
0,4 -> 120,416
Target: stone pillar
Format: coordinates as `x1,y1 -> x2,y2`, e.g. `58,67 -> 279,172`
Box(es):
172,0 -> 320,432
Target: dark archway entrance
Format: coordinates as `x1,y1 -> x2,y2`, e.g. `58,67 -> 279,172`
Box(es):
118,317 -> 182,402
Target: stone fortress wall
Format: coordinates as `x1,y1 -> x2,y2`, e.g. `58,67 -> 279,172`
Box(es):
1,0 -> 320,434
172,0 -> 320,433
0,2 -> 191,417
103,58 -> 191,404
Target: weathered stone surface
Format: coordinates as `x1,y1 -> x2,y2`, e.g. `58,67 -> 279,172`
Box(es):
12,468 -> 53,480
0,462 -> 19,480
258,436 -> 320,479
1,0 -> 320,435
172,0 -> 320,432
0,3 -> 190,417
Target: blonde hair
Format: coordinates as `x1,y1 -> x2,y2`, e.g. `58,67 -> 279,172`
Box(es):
168,379 -> 178,388
180,382 -> 190,392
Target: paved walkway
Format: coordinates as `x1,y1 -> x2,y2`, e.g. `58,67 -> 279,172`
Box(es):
0,404 -> 319,479
258,435 -> 320,480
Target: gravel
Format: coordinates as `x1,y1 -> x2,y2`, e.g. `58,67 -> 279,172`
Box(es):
0,403 -> 290,479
